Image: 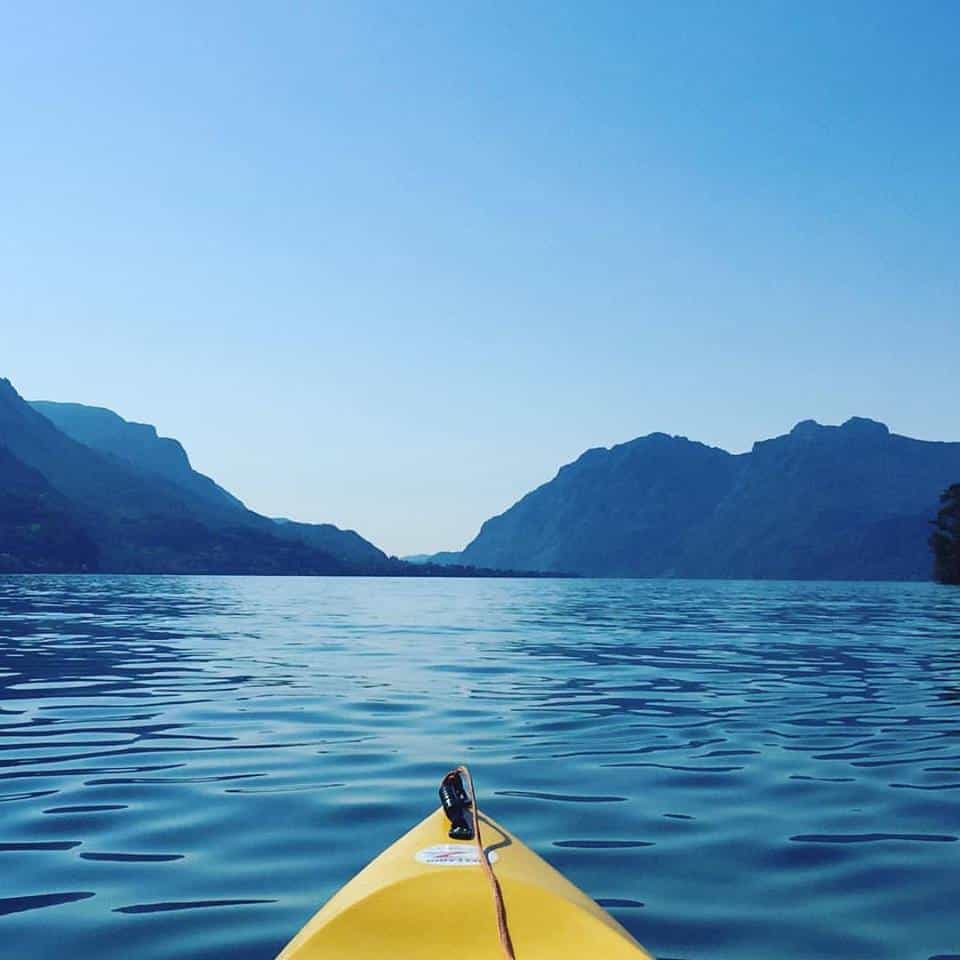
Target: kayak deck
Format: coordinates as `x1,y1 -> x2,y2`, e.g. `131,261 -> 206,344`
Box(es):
277,806 -> 653,959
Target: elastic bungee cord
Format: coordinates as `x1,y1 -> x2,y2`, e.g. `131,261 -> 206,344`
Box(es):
440,766 -> 516,960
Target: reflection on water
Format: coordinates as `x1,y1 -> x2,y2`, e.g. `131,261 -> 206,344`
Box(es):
0,575 -> 958,959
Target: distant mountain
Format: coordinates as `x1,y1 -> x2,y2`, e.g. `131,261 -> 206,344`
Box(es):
0,445 -> 98,573
451,418 -> 960,580
269,517 -> 387,567
31,401 -> 243,511
459,433 -> 735,576
18,374 -> 950,581
402,551 -> 463,565
678,418 -> 953,580
22,391 -> 388,570
2,378 -> 544,577
2,379 -> 202,528
0,378 -> 380,574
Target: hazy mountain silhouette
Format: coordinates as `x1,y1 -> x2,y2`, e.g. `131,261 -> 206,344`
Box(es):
23,392 -> 387,570
445,418 -> 960,580
0,445 -> 99,572
31,400 -> 243,511
8,374 -> 955,580
402,551 -> 464,565
0,378 -> 375,573
2,378 -> 546,577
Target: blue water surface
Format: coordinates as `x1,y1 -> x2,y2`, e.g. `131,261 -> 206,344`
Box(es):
0,576 -> 958,959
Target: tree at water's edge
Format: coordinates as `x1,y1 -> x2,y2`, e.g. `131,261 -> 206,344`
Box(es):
930,484 -> 960,584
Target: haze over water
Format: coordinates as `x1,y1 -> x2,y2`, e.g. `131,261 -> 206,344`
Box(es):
1,575 -> 958,960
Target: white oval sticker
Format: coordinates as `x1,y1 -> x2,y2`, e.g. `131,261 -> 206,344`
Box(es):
415,844 -> 499,866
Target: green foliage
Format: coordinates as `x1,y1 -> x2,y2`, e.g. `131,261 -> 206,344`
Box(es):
930,483 -> 960,584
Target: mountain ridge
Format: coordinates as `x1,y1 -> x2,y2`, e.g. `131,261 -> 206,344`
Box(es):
0,377 -> 548,577
30,400 -> 244,512
21,390 -> 388,569
426,417 -> 960,580
5,375 -> 956,580
0,379 -> 389,573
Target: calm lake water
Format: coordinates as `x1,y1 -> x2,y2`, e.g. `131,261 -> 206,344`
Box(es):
1,576 -> 958,960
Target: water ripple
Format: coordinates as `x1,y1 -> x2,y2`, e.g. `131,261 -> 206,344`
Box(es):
114,899 -> 277,914
1,575 -> 958,960
0,892 -> 95,915
790,832 -> 957,843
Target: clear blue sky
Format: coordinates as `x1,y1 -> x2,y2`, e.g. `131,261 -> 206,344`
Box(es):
3,2 -> 958,555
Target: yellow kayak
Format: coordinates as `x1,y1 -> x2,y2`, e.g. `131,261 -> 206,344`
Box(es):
276,769 -> 653,960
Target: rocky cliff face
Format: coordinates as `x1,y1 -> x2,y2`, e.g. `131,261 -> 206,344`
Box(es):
456,418 -> 960,580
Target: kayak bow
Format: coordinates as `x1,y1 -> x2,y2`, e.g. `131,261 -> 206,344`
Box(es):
276,769 -> 653,959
